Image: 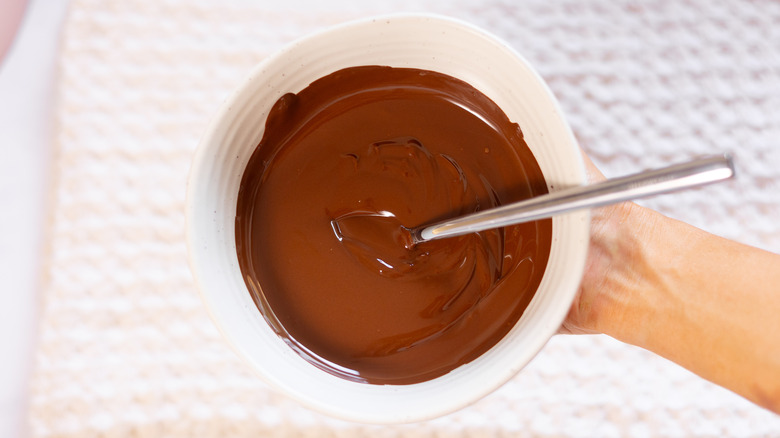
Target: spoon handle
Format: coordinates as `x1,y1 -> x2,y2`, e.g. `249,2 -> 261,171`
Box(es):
415,154 -> 735,242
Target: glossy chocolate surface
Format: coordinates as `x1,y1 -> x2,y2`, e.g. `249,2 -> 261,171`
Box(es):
236,66 -> 551,384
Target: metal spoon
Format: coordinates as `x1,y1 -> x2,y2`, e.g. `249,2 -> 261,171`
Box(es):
408,154 -> 735,244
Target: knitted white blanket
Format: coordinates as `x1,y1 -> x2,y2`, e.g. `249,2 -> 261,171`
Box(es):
30,0 -> 780,436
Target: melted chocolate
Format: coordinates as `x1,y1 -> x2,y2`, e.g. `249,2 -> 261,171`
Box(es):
235,66 -> 551,384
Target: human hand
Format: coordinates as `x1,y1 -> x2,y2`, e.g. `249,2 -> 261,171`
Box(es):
556,151 -> 780,413
558,152 -> 660,336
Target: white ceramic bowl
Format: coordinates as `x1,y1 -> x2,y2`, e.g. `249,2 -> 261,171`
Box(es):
186,14 -> 589,424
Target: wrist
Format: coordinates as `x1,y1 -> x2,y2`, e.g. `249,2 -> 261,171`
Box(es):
594,209 -> 780,412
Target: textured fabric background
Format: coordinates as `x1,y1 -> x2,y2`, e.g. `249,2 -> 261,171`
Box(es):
30,0 -> 780,436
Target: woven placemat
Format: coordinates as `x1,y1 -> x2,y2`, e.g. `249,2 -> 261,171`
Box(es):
30,0 -> 780,436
